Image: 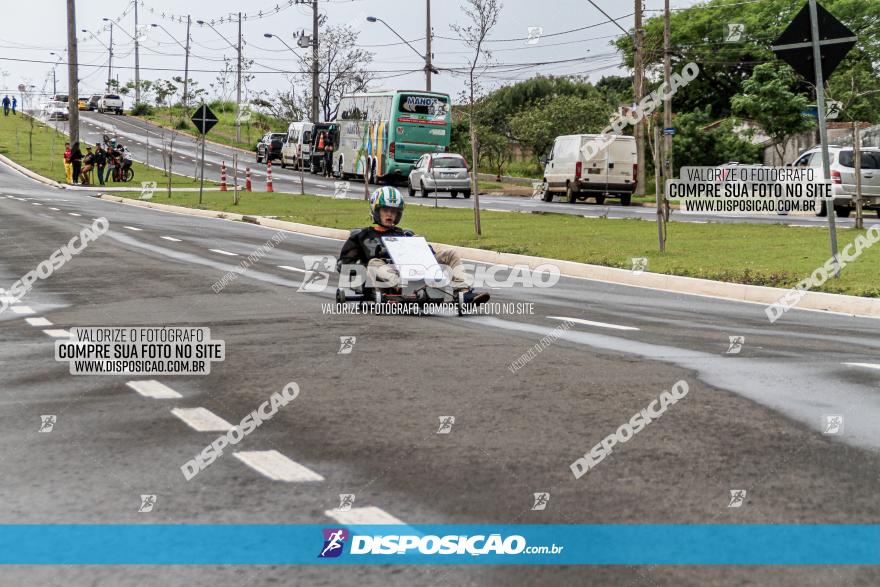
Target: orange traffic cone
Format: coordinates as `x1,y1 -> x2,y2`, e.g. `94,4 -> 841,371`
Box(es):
266,160 -> 274,193
245,167 -> 252,192
220,161 -> 228,192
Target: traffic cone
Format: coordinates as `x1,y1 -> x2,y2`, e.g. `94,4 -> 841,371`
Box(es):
266,160 -> 274,193
245,167 -> 252,192
220,161 -> 228,192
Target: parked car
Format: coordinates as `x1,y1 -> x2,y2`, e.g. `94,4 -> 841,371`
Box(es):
51,94 -> 69,103
408,153 -> 471,198
280,121 -> 314,170
256,132 -> 287,164
88,94 -> 102,111
308,123 -> 339,174
98,94 -> 124,114
43,101 -> 69,121
542,134 -> 637,205
792,146 -> 880,217
77,98 -> 89,110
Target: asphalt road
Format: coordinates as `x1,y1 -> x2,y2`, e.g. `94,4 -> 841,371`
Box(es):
2,159 -> 880,586
49,110 -> 874,228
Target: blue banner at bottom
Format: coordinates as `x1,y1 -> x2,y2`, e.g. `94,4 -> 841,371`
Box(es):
0,525 -> 877,565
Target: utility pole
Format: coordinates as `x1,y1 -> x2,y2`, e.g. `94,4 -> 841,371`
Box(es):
107,23 -> 114,92
134,0 -> 140,104
426,0 -> 432,91
654,123 -> 665,251
236,12 -> 242,142
633,0 -> 646,196
66,0 -> 79,146
184,15 -> 191,111
52,68 -> 56,96
311,0 -> 320,122
662,0 -> 672,217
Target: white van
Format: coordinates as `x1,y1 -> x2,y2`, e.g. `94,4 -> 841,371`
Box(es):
281,121 -> 314,170
542,134 -> 637,205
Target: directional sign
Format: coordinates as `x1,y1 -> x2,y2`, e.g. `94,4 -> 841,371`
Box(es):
663,127 -> 676,136
825,100 -> 842,120
771,1 -> 856,85
191,104 -> 219,135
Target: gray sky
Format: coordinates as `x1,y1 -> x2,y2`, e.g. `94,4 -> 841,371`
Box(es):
0,0 -> 701,105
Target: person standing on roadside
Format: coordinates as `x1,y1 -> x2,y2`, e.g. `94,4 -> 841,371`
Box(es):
63,142 -> 73,184
79,146 -> 95,186
70,142 -> 83,186
2,96 -> 10,116
94,144 -> 107,186
11,96 -> 17,115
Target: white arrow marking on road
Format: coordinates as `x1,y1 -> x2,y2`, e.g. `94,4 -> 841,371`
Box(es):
844,363 -> 880,371
10,306 -> 35,315
234,450 -> 325,482
42,329 -> 70,338
325,506 -> 406,525
124,226 -> 143,231
278,265 -> 306,273
25,317 -> 52,327
209,249 -> 239,256
161,236 -> 182,242
171,407 -> 235,432
126,380 -> 183,399
548,316 -> 640,331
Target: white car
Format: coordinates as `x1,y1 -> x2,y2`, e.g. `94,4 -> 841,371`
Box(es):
792,146 -> 880,217
42,101 -> 69,121
281,121 -> 314,170
542,134 -> 637,205
98,94 -> 124,115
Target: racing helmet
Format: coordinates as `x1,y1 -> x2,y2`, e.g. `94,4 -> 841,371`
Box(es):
370,186 -> 405,225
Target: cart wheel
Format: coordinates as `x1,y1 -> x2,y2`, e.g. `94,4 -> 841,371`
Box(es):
335,288 -> 346,304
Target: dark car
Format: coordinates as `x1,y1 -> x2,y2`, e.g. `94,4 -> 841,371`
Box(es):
308,123 -> 339,174
88,95 -> 102,111
256,132 -> 287,164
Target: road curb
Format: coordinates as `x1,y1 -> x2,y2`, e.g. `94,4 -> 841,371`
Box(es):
96,194 -> 880,320
0,152 -> 65,188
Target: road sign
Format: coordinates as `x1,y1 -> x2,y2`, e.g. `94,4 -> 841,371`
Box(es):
725,23 -> 744,43
771,1 -> 856,85
191,104 -> 218,135
663,127 -> 676,135
825,100 -> 842,120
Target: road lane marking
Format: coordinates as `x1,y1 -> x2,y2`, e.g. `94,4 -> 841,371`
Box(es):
32,202 -> 43,206
26,317 -> 53,326
548,316 -> 640,331
124,226 -> 143,231
209,249 -> 238,256
233,450 -> 325,482
278,265 -> 306,273
325,506 -> 406,525
844,363 -> 880,370
68,212 -> 81,216
49,207 -> 60,211
42,329 -> 70,338
171,407 -> 235,432
11,306 -> 35,315
126,380 -> 183,399
161,236 -> 182,242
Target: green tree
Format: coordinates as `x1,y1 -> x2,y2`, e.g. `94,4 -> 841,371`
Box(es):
672,107 -> 762,173
509,94 -> 612,162
731,63 -> 814,162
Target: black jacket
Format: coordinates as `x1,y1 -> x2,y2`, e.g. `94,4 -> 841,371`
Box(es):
337,225 -> 415,271
93,150 -> 107,166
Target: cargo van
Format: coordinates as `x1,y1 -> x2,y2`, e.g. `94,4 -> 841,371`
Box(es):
542,134 -> 637,205
280,121 -> 314,170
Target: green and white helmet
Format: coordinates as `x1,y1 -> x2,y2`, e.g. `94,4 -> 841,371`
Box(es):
370,186 -> 405,224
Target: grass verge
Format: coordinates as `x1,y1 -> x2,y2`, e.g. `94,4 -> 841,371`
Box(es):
0,112 -> 213,187
110,190 -> 880,298
135,105 -> 285,152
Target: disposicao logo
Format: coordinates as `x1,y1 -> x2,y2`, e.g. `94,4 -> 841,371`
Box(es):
319,528 -> 348,558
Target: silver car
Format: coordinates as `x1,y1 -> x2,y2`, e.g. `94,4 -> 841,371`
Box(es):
408,153 -> 472,199
792,147 -> 880,217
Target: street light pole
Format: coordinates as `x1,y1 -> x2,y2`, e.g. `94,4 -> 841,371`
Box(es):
367,15 -> 437,92
151,21 -> 191,112
134,0 -> 140,104
237,12 -> 242,142
312,0 -> 319,122
66,0 -> 79,146
102,19 -> 114,92
426,0 -> 432,91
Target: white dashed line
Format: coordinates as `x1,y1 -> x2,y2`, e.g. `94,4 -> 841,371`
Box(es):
126,380 -> 183,399
161,236 -> 182,242
25,317 -> 53,327
325,506 -> 406,525
278,265 -> 306,273
68,212 -> 81,217
124,226 -> 143,231
209,249 -> 238,256
233,450 -> 325,482
32,202 -> 43,206
49,207 -> 60,211
844,363 -> 880,371
42,329 -> 71,338
548,316 -> 640,331
10,306 -> 35,315
171,407 -> 235,432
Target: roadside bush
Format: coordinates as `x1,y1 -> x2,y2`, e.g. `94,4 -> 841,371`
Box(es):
174,119 -> 189,130
130,103 -> 153,116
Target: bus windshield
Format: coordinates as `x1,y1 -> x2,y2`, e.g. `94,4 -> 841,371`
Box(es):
396,94 -> 449,123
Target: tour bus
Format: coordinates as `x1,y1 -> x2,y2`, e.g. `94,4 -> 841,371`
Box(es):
333,90 -> 452,183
